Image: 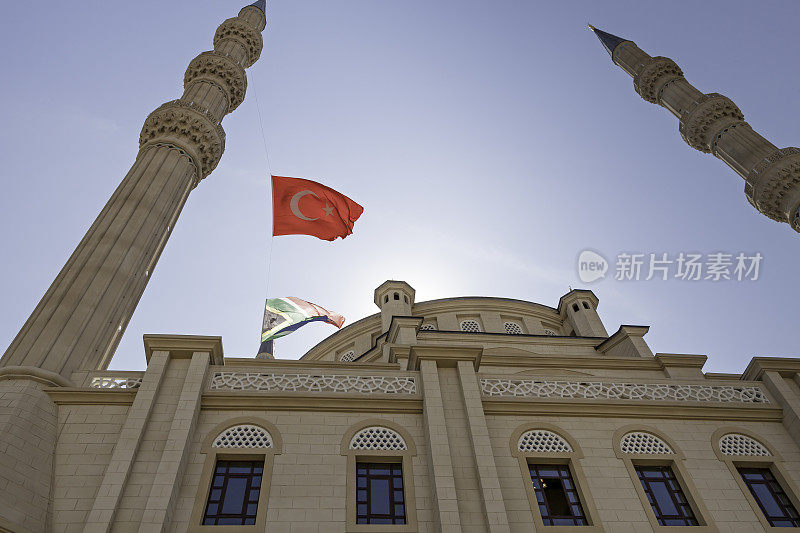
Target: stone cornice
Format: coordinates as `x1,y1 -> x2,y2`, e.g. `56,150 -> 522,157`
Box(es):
220,359 -> 400,370
479,353 -> 662,371
387,316 -> 424,344
412,297 -> 560,319
656,353 -> 708,369
482,397 -> 781,421
742,357 -> 800,381
595,325 -> 650,354
144,334 -> 223,364
0,366 -> 74,388
201,392 -> 422,413
417,330 -> 605,346
406,345 -> 483,371
44,388 -> 137,405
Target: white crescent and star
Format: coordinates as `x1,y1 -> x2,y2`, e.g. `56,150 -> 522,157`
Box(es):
289,190 -> 335,221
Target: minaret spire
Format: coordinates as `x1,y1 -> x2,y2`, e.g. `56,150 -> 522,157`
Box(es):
588,24 -> 630,56
250,0 -> 266,14
0,5 -> 267,529
592,29 -> 800,233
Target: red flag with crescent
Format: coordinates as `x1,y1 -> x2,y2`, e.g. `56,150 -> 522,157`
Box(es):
272,175 -> 364,241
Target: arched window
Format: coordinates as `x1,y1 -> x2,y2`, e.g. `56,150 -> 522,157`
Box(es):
339,350 -> 357,363
510,425 -> 599,527
419,323 -> 436,331
341,421 -> 417,529
615,427 -> 710,528
572,303 -> 579,312
583,301 -> 590,310
191,419 -> 282,529
712,429 -> 800,529
503,322 -> 523,335
459,319 -> 481,333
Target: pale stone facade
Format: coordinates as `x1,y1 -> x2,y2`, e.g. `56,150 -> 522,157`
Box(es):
3,4 -> 800,532
4,280 -> 800,531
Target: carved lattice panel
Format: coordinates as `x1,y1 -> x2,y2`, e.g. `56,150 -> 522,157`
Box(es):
719,433 -> 771,457
212,424 -> 273,449
518,430 -> 573,453
349,426 -> 407,451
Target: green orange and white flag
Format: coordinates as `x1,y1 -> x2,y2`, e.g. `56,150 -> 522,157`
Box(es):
257,297 -> 345,358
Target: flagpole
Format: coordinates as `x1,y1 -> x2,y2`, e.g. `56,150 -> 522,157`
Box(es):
251,69 -> 276,359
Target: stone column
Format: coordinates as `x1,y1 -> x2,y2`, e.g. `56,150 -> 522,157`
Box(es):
591,26 -> 800,233
0,4 -> 267,531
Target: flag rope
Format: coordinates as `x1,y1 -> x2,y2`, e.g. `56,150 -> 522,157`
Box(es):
249,70 -> 276,304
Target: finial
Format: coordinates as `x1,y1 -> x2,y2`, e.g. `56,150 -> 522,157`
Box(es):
588,24 -> 631,57
249,0 -> 266,13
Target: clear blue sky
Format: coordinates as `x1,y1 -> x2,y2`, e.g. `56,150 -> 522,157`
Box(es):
0,1 -> 797,373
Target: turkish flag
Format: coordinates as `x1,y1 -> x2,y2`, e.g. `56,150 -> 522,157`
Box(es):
272,175 -> 364,241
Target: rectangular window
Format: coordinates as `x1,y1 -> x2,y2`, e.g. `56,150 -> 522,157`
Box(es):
203,460 -> 263,525
528,463 -> 588,526
356,462 -> 406,524
635,465 -> 698,526
738,467 -> 800,527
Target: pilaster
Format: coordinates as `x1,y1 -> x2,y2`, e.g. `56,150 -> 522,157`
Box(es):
83,351 -> 169,532
419,359 -> 462,532
139,351 -> 210,531
456,360 -> 510,532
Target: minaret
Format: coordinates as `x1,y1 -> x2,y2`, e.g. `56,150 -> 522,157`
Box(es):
590,25 -> 800,233
0,3 -> 267,531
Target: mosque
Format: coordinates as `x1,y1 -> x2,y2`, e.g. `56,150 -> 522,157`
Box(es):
1,2 -> 800,531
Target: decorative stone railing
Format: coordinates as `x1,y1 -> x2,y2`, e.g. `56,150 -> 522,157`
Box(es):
479,378 -> 769,404
209,372 -> 417,395
89,375 -> 144,389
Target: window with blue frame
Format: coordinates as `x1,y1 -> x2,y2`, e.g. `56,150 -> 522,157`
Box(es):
356,462 -> 406,524
202,460 -> 263,525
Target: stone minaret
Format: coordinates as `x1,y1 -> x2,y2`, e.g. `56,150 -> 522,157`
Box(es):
0,3 -> 267,530
590,26 -> 800,233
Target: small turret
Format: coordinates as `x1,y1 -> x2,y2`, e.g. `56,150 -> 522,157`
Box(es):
374,281 -> 415,332
558,289 -> 608,337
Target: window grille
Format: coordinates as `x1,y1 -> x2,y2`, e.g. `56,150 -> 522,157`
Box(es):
620,432 -> 673,455
356,462 -> 406,524
340,350 -> 356,362
212,425 -> 273,449
739,467 -> 800,527
719,433 -> 771,457
350,427 -> 407,451
203,460 -> 263,525
635,465 -> 698,526
518,430 -> 573,454
529,464 -> 587,526
504,322 -> 523,335
543,329 -> 557,336
460,320 -> 481,332
419,323 -> 436,331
